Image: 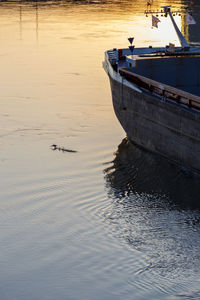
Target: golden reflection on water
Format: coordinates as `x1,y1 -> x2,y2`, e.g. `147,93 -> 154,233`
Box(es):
1,2 -> 200,300
0,1 -> 191,132
0,0 -> 191,159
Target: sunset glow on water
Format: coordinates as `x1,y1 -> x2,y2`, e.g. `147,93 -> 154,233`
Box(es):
0,1 -> 200,299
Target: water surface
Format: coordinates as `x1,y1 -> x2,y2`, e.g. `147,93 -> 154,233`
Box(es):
0,1 -> 200,299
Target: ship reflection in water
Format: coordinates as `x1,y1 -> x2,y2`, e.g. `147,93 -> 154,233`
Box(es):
103,138 -> 200,286
104,137 -> 200,209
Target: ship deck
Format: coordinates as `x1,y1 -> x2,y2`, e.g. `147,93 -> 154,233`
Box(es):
119,54 -> 200,97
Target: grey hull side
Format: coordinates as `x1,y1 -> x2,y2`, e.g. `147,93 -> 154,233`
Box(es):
109,75 -> 200,174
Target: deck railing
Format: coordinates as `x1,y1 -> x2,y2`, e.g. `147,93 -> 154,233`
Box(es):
119,68 -> 200,111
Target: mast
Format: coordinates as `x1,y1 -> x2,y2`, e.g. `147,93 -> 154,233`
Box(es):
162,6 -> 189,48
145,5 -> 191,49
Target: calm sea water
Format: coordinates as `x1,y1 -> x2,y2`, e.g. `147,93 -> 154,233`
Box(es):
1,1 -> 200,299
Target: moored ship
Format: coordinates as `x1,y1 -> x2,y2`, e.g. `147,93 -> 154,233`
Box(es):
103,5 -> 200,174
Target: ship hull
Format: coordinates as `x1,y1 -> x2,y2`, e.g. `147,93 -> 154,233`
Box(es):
109,74 -> 200,174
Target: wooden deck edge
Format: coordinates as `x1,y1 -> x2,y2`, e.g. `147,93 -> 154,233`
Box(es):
119,67 -> 200,110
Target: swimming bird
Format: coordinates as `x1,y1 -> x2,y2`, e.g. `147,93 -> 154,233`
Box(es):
50,144 -> 77,153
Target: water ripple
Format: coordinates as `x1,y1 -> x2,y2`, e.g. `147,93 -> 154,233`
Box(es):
101,138 -> 200,297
